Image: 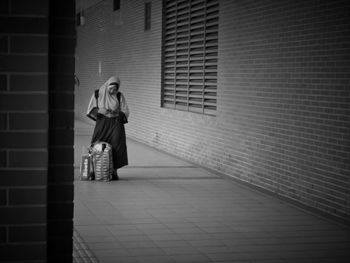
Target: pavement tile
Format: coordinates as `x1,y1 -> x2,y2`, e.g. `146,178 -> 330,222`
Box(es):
148,234 -> 185,241
162,246 -> 200,255
96,256 -> 138,263
170,254 -> 212,263
206,252 -> 250,262
135,255 -> 176,263
153,240 -> 191,248
74,137 -> 350,263
116,234 -> 153,242
126,247 -> 166,256
122,240 -> 158,249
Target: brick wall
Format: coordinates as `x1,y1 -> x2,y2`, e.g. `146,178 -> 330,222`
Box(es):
0,0 -> 75,261
48,0 -> 76,261
75,0 -> 350,224
217,0 -> 350,224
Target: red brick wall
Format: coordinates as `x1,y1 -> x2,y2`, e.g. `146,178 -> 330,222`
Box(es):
75,0 -> 350,224
0,0 -> 75,261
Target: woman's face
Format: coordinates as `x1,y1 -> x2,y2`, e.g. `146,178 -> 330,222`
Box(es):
108,84 -> 119,95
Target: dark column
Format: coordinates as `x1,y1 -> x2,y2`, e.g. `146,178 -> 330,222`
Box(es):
48,0 -> 76,262
0,0 -> 76,261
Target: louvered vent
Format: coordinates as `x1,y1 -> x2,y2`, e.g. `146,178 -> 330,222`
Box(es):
162,0 -> 219,115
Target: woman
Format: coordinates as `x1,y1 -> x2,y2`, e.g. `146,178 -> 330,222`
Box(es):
86,76 -> 129,180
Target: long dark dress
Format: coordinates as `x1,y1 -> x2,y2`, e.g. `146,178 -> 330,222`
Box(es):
91,113 -> 128,169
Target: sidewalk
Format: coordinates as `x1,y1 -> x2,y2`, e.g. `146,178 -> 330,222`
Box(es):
73,130 -> 350,263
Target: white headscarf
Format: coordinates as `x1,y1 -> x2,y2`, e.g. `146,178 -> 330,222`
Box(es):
87,76 -> 129,119
98,76 -> 120,113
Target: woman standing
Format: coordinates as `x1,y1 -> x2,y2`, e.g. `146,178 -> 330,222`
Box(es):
86,76 -> 129,180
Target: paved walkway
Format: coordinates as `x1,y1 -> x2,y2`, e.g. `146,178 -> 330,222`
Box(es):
74,133 -> 350,263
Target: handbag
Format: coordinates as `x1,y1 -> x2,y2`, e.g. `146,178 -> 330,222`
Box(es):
87,89 -> 99,121
118,110 -> 128,124
90,142 -> 113,181
80,152 -> 94,180
117,92 -> 128,124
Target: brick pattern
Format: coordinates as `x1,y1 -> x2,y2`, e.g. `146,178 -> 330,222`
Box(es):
0,0 -> 49,261
0,0 -> 76,261
75,0 -> 350,224
48,0 -> 76,262
217,0 -> 350,224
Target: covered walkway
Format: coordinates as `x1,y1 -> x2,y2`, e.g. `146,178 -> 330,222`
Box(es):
73,135 -> 350,263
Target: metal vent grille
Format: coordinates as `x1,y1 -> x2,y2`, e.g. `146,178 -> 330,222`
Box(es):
162,0 -> 219,115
